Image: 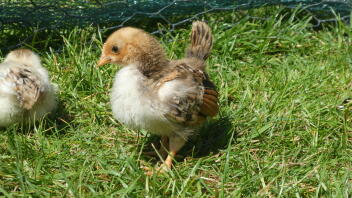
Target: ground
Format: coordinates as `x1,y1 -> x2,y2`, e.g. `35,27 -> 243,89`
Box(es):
0,7 -> 351,197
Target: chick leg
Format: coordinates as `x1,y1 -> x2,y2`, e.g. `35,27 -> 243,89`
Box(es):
144,135 -> 185,175
163,135 -> 185,170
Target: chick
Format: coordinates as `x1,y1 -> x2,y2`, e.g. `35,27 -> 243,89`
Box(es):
0,49 -> 57,127
337,98 -> 352,122
98,21 -> 218,174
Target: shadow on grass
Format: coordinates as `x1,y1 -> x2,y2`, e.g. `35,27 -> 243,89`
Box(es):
182,116 -> 234,158
43,99 -> 76,136
142,116 -> 234,162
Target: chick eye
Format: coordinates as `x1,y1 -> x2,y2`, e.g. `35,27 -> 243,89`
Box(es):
112,46 -> 119,53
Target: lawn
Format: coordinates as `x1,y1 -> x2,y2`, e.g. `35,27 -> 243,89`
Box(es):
0,7 -> 352,197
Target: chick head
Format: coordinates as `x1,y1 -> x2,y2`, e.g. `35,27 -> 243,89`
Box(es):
4,49 -> 41,68
97,27 -> 166,67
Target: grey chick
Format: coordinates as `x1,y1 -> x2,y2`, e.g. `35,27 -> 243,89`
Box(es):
0,49 -> 57,127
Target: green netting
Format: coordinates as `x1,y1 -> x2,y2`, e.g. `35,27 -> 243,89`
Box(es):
1,0 -> 351,31
0,0 -> 351,51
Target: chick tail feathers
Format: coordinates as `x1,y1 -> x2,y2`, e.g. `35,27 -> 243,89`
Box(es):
7,67 -> 42,110
186,21 -> 213,61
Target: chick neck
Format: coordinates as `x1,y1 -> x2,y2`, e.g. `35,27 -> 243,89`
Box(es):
135,47 -> 169,80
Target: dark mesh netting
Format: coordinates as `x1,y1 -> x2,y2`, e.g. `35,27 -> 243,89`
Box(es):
0,0 -> 351,51
1,0 -> 351,30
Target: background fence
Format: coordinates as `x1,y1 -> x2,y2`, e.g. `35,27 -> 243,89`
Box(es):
0,0 -> 351,51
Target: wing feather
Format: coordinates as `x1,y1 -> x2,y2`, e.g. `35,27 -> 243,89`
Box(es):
158,64 -> 218,126
6,67 -> 42,110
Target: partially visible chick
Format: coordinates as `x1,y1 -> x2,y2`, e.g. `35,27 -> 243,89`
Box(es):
98,21 -> 218,174
0,49 -> 57,127
337,98 -> 352,111
337,98 -> 352,122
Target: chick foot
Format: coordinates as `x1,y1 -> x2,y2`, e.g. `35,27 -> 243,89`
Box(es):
142,163 -> 171,176
143,135 -> 185,176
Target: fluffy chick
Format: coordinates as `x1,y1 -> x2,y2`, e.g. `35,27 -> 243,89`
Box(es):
0,49 -> 57,127
98,21 -> 218,174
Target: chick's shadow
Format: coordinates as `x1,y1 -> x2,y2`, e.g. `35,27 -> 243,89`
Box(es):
143,116 -> 234,160
183,116 -> 234,158
44,99 -> 76,135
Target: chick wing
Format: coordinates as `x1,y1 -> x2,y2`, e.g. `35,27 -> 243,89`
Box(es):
157,63 -> 218,126
6,66 -> 43,110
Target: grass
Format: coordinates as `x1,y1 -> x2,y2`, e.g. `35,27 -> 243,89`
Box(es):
1,7 -> 352,197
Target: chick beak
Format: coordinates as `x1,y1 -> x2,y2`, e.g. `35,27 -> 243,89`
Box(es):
97,56 -> 111,67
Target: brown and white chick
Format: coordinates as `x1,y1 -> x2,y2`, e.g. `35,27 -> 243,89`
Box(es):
0,49 -> 57,127
98,21 -> 219,174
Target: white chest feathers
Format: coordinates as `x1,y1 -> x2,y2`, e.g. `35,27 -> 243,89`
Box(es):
110,66 -> 174,135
